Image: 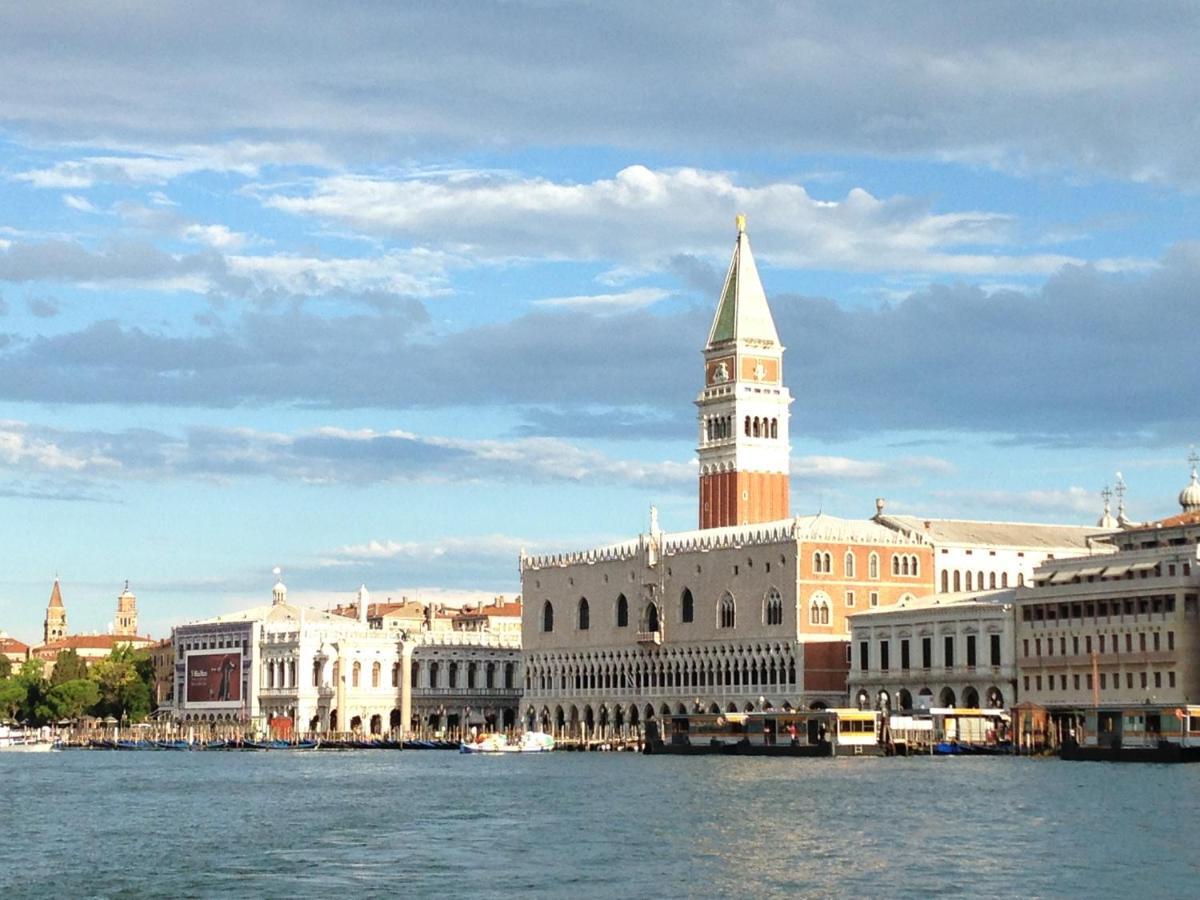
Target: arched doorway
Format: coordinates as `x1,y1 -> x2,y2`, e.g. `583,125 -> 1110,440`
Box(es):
918,687 -> 933,710
986,686 -> 1005,709
370,714 -> 382,735
330,710 -> 338,731
390,709 -> 403,731
876,690 -> 891,713
897,689 -> 913,711
708,703 -> 721,714
938,687 -> 956,709
962,686 -> 980,708
350,715 -> 363,732
643,704 -> 655,722
809,701 -> 827,710
855,689 -> 870,710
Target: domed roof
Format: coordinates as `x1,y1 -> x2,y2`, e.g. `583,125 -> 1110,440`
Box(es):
1179,465 -> 1200,513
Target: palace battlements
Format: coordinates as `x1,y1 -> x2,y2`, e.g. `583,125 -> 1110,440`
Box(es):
520,513 -> 926,572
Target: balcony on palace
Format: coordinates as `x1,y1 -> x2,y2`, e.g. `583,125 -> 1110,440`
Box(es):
636,630 -> 663,647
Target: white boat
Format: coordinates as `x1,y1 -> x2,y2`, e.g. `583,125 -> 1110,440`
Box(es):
460,731 -> 555,754
0,726 -> 59,752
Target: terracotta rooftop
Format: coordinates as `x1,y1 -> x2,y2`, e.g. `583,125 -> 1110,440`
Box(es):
456,600 -> 523,619
1148,511 -> 1200,529
1,635 -> 30,654
34,633 -> 155,655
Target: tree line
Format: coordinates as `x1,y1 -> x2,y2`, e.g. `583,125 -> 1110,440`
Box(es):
0,646 -> 155,725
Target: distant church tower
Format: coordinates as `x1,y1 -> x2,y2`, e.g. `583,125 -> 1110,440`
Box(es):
115,581 -> 138,636
697,215 -> 791,529
44,578 -> 68,644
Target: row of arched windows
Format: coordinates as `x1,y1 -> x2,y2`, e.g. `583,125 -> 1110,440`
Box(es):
745,416 -> 779,438
525,644 -> 800,696
546,588 -> 790,633
891,554 -> 920,576
809,550 -> 922,579
705,415 -> 733,442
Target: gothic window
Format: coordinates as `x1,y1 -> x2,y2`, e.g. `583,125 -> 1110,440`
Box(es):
1002,572 -> 1009,588
468,662 -> 477,688
371,661 -> 381,688
578,597 -> 590,630
812,551 -> 822,573
718,592 -> 736,629
824,552 -> 833,573
680,588 -> 694,623
646,603 -> 661,633
428,661 -> 438,688
869,552 -> 880,579
845,552 -> 856,578
765,589 -> 783,626
809,593 -> 831,626
312,660 -> 320,687
616,593 -> 628,628
892,555 -> 900,576
542,600 -> 554,633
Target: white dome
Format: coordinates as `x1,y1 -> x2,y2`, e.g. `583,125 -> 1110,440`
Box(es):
1180,468 -> 1200,513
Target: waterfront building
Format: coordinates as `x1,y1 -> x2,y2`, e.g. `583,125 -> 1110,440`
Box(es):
411,628 -> 523,733
520,219 -> 933,737
1012,464 -> 1200,721
0,631 -> 29,667
522,513 -> 933,735
171,578 -> 523,735
873,502 -> 1113,594
847,588 -> 1018,713
149,637 -> 174,708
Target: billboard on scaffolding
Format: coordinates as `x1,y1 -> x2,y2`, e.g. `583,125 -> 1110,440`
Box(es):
185,651 -> 243,705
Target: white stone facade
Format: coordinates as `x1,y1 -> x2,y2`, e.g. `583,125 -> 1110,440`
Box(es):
848,590 -> 1018,713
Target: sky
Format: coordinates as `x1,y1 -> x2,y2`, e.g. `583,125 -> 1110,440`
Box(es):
2,2 -> 1200,642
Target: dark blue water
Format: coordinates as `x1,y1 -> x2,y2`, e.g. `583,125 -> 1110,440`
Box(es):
3,751 -> 1198,898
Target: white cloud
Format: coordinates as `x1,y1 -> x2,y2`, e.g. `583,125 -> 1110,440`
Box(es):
792,454 -> 954,483
262,166 -> 1116,276
532,287 -> 669,311
225,249 -> 452,297
14,140 -> 332,189
62,194 -> 97,213
182,223 -> 248,250
0,421 -> 118,472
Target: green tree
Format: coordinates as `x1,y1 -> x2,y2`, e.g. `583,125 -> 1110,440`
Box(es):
46,678 -> 101,721
14,659 -> 48,725
90,646 -> 154,723
0,654 -> 11,679
0,678 -> 26,721
50,648 -> 89,685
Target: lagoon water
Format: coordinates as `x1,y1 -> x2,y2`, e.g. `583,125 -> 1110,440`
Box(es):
4,750 -> 1199,898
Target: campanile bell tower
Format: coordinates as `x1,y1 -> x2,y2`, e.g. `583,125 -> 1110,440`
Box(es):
697,215 -> 791,528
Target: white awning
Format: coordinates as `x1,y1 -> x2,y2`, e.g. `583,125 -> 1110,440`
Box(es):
1128,561 -> 1156,572
1049,571 -> 1077,584
1101,564 -> 1130,577
1076,566 -> 1105,576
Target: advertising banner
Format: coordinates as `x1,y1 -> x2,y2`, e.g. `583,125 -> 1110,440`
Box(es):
186,652 -> 242,703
